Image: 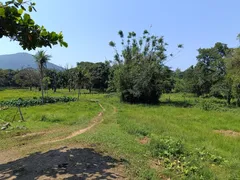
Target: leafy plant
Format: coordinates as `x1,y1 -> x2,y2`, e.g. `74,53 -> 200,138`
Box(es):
0,96 -> 77,107
149,134 -> 227,178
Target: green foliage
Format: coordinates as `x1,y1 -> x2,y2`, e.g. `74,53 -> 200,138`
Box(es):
149,134 -> 227,178
226,48 -> 240,106
199,100 -> 216,111
77,61 -> 110,92
110,30 -> 181,104
150,135 -> 184,158
0,96 -> 77,107
13,68 -> 39,89
0,0 -> 68,50
0,69 -> 18,87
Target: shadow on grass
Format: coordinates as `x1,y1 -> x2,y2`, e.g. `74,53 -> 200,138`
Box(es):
160,101 -> 193,108
0,147 -> 127,180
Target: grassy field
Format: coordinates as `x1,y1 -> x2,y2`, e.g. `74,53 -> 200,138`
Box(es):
0,89 -> 240,179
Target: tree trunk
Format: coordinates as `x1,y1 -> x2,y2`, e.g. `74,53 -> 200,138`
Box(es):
40,66 -> 44,104
78,88 -> 80,100
237,98 -> 240,107
227,89 -> 231,105
227,95 -> 231,105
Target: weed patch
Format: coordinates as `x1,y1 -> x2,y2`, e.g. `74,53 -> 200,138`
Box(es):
149,134 -> 227,178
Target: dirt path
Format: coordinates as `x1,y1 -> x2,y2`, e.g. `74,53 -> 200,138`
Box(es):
0,102 -> 126,179
42,111 -> 103,144
0,145 -> 126,180
41,102 -> 105,144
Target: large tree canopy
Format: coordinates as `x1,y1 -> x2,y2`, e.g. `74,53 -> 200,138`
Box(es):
109,30 -> 182,104
0,0 -> 68,50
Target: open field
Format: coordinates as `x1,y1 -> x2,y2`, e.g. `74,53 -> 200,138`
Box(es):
0,89 -> 240,179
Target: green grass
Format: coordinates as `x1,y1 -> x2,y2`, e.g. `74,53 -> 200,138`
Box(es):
0,97 -> 101,150
0,89 -> 240,179
74,95 -> 240,179
0,88 -> 101,101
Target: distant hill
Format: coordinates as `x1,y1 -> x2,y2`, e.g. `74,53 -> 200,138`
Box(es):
0,53 -> 64,71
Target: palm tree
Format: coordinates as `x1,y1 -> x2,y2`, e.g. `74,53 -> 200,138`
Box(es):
74,67 -> 90,100
33,50 -> 52,103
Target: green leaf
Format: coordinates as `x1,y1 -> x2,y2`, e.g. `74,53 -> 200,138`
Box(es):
61,41 -> 68,48
23,13 -> 30,22
18,8 -> 23,15
0,8 -> 5,17
28,19 -> 35,26
109,41 -> 116,47
17,0 -> 23,3
41,30 -> 48,37
28,6 -> 32,12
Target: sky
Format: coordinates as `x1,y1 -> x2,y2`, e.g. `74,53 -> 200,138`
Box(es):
1,0 -> 240,70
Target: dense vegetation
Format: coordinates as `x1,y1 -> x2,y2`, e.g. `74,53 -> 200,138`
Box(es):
1,40 -> 240,106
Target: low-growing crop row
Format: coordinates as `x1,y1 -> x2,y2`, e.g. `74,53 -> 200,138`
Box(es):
0,96 -> 77,107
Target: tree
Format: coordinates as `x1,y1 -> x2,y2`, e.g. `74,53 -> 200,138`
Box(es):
109,30 -> 182,104
45,69 -> 58,92
195,42 -> 230,96
14,68 -> 39,90
0,0 -> 68,50
173,68 -> 185,93
74,67 -> 89,100
42,76 -> 51,95
33,50 -> 51,103
0,69 -> 18,87
226,48 -> 240,106
182,66 -> 200,95
77,61 -> 110,93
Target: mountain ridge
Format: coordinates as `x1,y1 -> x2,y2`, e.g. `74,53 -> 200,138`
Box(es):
0,52 -> 64,71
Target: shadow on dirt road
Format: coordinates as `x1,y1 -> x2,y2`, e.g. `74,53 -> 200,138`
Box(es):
0,147 -> 126,180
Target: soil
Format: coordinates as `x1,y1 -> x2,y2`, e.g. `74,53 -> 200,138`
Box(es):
214,129 -> 240,137
0,146 -> 126,180
42,112 -> 103,144
0,104 -> 126,179
138,136 -> 150,145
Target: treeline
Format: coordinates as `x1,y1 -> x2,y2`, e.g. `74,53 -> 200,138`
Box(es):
0,61 -> 111,93
173,42 -> 240,106
1,32 -> 240,106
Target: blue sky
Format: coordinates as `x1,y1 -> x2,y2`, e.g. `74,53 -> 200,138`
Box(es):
1,0 -> 240,70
